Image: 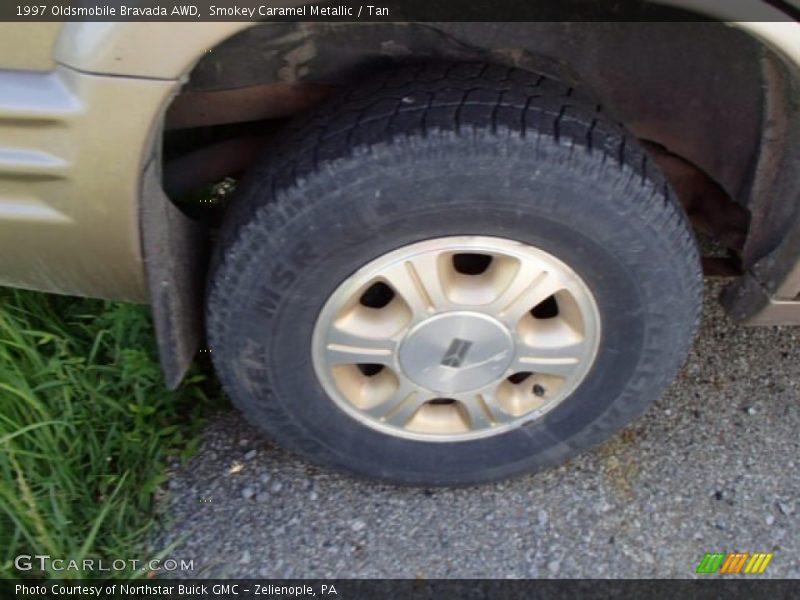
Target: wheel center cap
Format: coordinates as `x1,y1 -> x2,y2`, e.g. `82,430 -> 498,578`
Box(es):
399,311 -> 514,394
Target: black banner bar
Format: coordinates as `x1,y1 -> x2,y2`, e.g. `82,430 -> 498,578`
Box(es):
0,0 -> 796,22
3,579 -> 800,600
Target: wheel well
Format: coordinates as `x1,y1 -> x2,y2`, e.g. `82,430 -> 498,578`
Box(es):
149,19 -> 800,386
162,21 -> 767,255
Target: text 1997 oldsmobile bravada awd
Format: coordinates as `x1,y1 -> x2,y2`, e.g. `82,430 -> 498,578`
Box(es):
2,4 -> 800,484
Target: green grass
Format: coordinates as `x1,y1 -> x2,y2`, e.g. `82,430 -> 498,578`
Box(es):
0,288 -> 223,579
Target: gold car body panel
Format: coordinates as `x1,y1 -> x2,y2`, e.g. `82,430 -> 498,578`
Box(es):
0,23 -> 61,71
0,65 -> 174,301
0,6 -> 798,308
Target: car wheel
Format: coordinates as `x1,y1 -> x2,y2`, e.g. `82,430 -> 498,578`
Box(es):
206,63 -> 702,485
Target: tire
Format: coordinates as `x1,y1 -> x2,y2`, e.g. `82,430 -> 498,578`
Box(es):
207,62 -> 702,486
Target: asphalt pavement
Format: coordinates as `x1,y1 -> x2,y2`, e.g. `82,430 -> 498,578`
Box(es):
158,279 -> 799,578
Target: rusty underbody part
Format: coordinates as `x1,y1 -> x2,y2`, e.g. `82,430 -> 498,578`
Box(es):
165,82 -> 332,131
642,140 -> 750,277
163,82 -> 334,198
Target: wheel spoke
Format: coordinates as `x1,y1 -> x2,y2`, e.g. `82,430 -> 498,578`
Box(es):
324,328 -> 396,365
365,384 -> 429,427
381,253 -> 450,315
512,342 -> 585,377
455,391 -> 514,429
492,266 -> 565,323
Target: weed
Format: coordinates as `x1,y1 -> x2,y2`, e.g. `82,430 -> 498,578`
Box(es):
0,289 -> 223,579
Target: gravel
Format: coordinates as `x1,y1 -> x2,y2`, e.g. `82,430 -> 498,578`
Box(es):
158,279 -> 800,578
